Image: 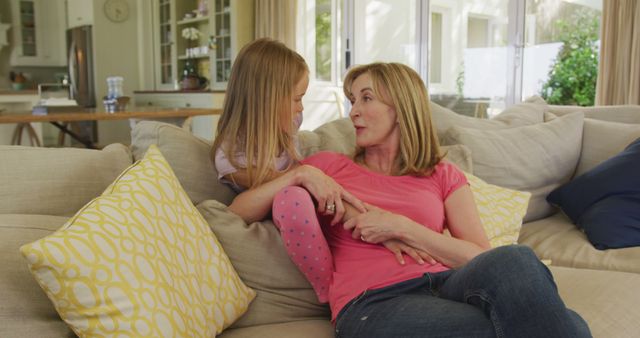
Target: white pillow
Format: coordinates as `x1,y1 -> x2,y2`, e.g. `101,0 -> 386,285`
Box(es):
443,112 -> 584,222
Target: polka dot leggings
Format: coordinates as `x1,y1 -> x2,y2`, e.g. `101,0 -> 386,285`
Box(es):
272,186 -> 333,303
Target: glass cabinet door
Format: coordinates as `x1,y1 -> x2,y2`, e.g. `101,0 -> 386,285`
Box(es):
158,0 -> 175,87
18,0 -> 37,57
213,0 -> 231,86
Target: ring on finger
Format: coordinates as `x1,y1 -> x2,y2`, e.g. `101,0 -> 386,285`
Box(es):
326,203 -> 336,213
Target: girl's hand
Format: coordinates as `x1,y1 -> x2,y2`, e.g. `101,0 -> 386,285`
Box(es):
343,203 -> 409,243
296,165 -> 366,225
382,240 -> 437,265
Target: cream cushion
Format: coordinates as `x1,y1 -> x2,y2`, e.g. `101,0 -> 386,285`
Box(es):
197,200 -> 330,328
131,121 -> 237,206
550,266 -> 640,338
519,213 -> 640,274
465,174 -> 531,247
0,144 -> 132,216
548,104 -> 640,124
0,214 -> 74,337
433,96 -> 547,142
443,112 -> 584,222
219,320 -> 334,338
574,118 -> 640,177
20,146 -> 255,337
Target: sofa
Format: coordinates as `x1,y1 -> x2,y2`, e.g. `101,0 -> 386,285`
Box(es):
1,98 -> 639,338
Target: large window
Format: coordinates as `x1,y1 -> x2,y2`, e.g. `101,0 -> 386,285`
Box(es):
298,0 -> 602,127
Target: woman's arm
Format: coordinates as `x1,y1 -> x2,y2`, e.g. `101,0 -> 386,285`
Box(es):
344,185 -> 491,268
229,164 -> 365,224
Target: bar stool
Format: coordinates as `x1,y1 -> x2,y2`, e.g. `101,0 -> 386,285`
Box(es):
11,122 -> 42,146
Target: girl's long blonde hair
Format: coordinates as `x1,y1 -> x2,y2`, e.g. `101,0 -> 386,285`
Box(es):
343,62 -> 443,176
212,38 -> 308,188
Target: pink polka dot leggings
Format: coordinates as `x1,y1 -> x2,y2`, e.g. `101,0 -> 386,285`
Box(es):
272,186 -> 333,303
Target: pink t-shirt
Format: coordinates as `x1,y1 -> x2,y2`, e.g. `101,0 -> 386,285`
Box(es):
301,151 -> 467,321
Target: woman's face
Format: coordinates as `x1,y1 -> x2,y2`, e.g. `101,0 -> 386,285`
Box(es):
348,73 -> 399,150
289,72 -> 309,131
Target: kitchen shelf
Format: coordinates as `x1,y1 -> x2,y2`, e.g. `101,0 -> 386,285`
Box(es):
177,16 -> 210,25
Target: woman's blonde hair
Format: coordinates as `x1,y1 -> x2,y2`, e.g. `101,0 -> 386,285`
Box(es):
212,38 -> 308,188
343,62 -> 443,176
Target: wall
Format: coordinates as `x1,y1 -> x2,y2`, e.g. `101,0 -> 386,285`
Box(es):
0,0 -> 10,89
92,0 -> 141,146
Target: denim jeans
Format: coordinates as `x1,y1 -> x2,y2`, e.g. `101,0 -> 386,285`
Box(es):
335,245 -> 591,338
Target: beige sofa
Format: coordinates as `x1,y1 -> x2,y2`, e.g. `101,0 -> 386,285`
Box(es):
1,99 -> 640,338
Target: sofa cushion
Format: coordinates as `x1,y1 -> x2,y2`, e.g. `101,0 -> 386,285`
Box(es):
519,212 -> 640,274
550,266 -> 640,338
575,118 -> 640,177
20,146 -> 255,337
0,214 -> 73,338
131,121 -> 237,206
465,173 -> 531,247
443,112 -> 584,222
548,104 -> 640,124
547,138 -> 640,249
197,200 -> 330,328
219,319 -> 334,338
0,144 -> 132,216
433,96 -> 547,142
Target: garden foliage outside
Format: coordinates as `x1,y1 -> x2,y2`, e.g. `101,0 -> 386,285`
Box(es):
540,12 -> 600,106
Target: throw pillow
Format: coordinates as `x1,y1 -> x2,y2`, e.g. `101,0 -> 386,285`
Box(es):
196,200 -> 330,328
433,96 -> 547,142
465,173 -> 531,247
130,121 -> 237,206
574,118 -> 640,177
547,138 -> 640,249
443,112 -> 584,222
20,145 -> 255,337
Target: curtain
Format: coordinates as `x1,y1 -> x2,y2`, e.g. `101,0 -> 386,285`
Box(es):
254,0 -> 297,49
596,0 -> 640,105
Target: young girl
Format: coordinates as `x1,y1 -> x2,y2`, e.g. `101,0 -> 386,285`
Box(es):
211,38 -> 366,302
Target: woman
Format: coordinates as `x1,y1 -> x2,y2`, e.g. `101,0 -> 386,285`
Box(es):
269,62 -> 592,337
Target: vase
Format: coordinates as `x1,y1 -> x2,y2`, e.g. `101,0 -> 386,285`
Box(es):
181,59 -> 200,90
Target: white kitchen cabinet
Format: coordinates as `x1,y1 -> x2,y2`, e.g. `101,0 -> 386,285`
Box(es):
66,0 -> 94,29
151,0 -> 253,90
10,0 -> 66,67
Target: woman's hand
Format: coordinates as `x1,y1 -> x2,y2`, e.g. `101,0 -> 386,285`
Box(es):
343,203 -> 410,242
295,165 -> 366,225
382,239 -> 437,265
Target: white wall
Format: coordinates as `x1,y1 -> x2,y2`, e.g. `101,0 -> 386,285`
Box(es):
92,0 -> 141,145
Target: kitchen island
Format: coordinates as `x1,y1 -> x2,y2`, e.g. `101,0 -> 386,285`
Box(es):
0,106 -> 221,148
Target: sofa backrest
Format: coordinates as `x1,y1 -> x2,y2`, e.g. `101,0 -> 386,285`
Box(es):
0,144 -> 132,216
548,105 -> 640,124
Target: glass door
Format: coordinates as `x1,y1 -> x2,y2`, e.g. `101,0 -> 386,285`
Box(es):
157,0 -> 175,87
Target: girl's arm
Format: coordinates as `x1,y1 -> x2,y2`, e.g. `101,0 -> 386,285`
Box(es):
344,185 -> 491,268
229,164 -> 366,224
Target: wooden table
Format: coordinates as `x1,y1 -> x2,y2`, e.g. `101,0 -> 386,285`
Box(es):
0,106 -> 222,148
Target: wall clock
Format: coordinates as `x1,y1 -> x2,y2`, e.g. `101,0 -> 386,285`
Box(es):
104,0 -> 130,23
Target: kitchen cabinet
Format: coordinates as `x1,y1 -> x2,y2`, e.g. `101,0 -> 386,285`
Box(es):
66,0 -> 94,29
151,0 -> 253,90
10,0 -> 66,67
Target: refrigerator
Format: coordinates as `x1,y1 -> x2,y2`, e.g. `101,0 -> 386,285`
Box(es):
67,25 -> 97,143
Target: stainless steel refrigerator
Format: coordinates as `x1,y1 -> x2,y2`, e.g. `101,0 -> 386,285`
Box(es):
67,25 -> 97,143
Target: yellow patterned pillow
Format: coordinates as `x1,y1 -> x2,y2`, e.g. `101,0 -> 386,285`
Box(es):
465,173 -> 531,247
20,145 -> 255,337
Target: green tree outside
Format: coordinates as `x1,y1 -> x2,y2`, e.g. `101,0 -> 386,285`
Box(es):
540,11 -> 600,106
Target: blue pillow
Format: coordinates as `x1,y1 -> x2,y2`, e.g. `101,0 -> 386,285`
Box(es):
547,137 -> 640,249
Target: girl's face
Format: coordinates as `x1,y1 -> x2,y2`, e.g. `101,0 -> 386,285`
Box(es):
289,72 -> 309,131
348,73 -> 400,150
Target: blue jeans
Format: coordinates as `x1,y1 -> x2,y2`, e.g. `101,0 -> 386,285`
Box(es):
335,245 -> 591,338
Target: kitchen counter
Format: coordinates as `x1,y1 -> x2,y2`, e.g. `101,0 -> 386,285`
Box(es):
0,90 -> 39,104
